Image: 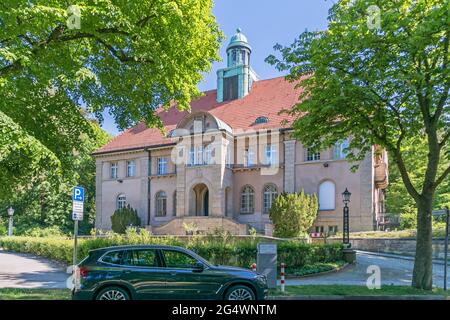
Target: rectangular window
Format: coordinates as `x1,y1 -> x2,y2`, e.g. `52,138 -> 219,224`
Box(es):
244,148 -> 255,167
126,160 -> 136,177
315,226 -> 324,233
266,144 -> 277,166
110,162 -> 118,179
334,139 -> 349,159
196,145 -> 203,165
189,146 -> 195,166
157,157 -> 167,175
328,226 -> 338,235
306,148 -> 321,161
205,145 -> 212,165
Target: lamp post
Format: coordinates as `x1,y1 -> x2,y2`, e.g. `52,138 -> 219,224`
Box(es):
7,207 -> 14,237
342,188 -> 351,247
341,188 -> 356,263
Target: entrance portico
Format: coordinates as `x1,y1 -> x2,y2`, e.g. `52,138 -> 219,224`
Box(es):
190,183 -> 209,216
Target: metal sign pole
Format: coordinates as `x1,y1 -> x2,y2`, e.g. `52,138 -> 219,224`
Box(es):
73,220 -> 78,266
71,186 -> 84,267
444,207 -> 449,291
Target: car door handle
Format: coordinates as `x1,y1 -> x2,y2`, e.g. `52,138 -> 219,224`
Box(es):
169,272 -> 177,276
122,270 -> 131,274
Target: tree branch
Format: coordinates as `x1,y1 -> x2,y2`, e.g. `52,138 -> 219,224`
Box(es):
435,165 -> 450,188
0,22 -> 154,78
432,29 -> 449,124
440,130 -> 450,148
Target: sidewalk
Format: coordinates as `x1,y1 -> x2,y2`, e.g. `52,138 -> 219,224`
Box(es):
355,250 -> 449,266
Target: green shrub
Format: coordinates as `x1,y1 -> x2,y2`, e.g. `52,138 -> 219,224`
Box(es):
21,226 -> 65,237
0,218 -> 7,236
269,191 -> 318,238
0,232 -> 343,269
400,210 -> 417,229
110,205 -> 141,234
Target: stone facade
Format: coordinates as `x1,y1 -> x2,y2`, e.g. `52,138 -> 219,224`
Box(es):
93,29 -> 389,235
94,130 -> 388,234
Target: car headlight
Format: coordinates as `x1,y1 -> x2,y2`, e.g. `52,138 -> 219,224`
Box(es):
256,274 -> 267,285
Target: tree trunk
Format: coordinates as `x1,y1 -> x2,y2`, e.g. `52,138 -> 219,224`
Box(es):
411,194 -> 434,289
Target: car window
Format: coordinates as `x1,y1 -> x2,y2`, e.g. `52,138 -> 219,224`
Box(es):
101,250 -> 125,265
131,250 -> 160,267
162,250 -> 199,269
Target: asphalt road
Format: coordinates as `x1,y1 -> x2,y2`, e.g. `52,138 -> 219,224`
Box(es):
0,249 -> 449,289
0,250 -> 68,288
285,251 -> 450,288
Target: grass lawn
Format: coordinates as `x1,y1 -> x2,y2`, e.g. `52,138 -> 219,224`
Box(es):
270,285 -> 448,296
330,225 -> 447,239
0,288 -> 71,300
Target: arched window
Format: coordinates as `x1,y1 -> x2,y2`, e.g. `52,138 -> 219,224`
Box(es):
117,194 -> 126,209
173,191 -> 177,216
319,181 -> 336,210
155,191 -> 167,217
240,185 -> 254,214
263,184 -> 278,213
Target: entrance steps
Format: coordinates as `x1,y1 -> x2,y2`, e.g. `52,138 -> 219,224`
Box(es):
147,216 -> 248,235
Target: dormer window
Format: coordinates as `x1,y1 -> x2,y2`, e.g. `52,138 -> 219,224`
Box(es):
255,116 -> 269,124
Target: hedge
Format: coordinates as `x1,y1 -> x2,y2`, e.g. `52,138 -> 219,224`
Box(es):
0,232 -> 343,269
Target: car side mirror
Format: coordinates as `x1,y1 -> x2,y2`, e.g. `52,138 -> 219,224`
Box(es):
193,262 -> 204,272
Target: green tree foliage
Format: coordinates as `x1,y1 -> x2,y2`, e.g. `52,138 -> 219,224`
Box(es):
387,136 -> 450,228
269,192 -> 318,238
0,1 -> 221,233
0,121 -> 110,235
0,0 -> 222,128
267,0 -> 448,289
111,205 -> 141,234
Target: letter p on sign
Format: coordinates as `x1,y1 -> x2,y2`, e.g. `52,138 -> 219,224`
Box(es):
73,186 -> 85,202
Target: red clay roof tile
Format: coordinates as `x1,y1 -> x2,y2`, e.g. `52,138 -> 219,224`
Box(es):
94,76 -> 302,155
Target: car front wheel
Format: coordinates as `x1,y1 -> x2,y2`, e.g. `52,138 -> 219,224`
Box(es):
225,285 -> 255,300
96,286 -> 130,300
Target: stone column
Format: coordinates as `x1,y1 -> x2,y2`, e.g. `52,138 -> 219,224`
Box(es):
283,140 -> 296,193
359,150 -> 375,231
95,160 -> 103,229
176,163 -> 186,217
139,157 -> 149,226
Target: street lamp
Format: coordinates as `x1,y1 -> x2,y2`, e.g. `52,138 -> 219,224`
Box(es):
7,207 -> 14,237
341,188 -> 351,247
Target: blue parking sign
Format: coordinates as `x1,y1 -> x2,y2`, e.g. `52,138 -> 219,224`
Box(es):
73,186 -> 85,202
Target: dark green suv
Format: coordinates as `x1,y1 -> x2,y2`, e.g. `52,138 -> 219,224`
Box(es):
72,245 -> 268,300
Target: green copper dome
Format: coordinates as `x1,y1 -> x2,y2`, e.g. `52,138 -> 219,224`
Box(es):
227,28 -> 252,52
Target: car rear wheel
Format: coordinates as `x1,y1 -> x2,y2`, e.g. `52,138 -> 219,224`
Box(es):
225,285 -> 255,300
96,286 -> 130,300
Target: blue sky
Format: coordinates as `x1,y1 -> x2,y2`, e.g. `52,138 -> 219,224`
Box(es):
101,0 -> 333,135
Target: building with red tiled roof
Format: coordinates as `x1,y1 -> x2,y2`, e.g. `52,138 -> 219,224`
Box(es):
94,29 -> 388,235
